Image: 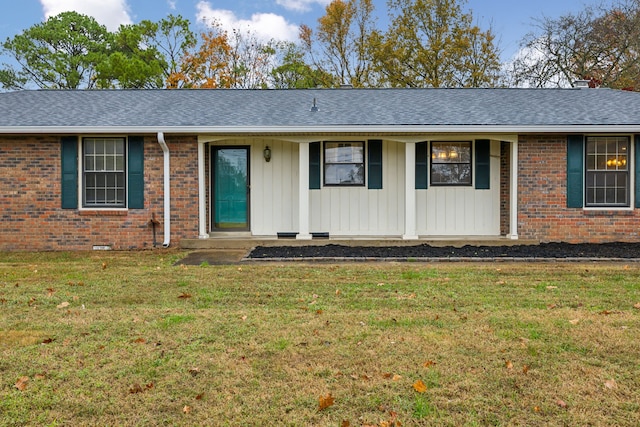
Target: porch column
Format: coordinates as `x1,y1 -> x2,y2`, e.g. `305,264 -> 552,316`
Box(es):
403,142 -> 418,240
508,140 -> 519,239
198,140 -> 208,238
297,142 -> 312,240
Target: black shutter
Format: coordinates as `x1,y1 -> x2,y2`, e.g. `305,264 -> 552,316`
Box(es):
566,135 -> 584,208
128,136 -> 145,209
309,141 -> 321,189
61,136 -> 78,209
368,139 -> 382,189
415,141 -> 428,189
475,139 -> 490,189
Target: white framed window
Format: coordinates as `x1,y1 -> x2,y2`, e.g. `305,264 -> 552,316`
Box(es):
324,142 -> 365,186
430,141 -> 472,185
82,137 -> 126,208
585,136 -> 629,207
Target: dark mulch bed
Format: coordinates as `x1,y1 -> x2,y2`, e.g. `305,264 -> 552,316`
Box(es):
248,242 -> 640,259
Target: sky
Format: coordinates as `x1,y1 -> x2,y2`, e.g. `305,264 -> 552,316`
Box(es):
0,0 -> 596,62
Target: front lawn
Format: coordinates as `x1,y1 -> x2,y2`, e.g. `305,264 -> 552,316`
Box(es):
1,252 -> 639,426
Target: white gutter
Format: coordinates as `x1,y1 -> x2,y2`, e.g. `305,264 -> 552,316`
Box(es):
157,132 -> 171,248
3,125 -> 640,134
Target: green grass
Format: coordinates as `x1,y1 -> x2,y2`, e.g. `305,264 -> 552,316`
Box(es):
0,251 -> 639,426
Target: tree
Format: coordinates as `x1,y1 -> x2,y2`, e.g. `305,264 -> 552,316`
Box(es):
300,0 -> 377,87
94,21 -> 166,89
509,1 -> 640,90
167,27 -> 235,88
270,43 -> 328,88
226,29 -> 278,89
0,11 -> 110,89
372,0 -> 501,87
146,15 -> 197,84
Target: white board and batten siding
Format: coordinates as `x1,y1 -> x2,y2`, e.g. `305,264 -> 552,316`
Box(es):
211,138 -> 501,238
417,140 -> 501,236
310,140 -> 405,236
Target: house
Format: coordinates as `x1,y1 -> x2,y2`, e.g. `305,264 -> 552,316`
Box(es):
1,87 -> 640,251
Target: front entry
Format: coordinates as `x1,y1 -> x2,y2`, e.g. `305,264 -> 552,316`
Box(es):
211,146 -> 250,231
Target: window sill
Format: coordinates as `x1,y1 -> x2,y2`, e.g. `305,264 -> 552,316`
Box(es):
79,209 -> 129,217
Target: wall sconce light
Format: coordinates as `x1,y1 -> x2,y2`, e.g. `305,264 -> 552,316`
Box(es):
263,146 -> 271,162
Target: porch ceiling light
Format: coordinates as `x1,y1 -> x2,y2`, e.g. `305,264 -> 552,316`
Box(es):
263,145 -> 272,162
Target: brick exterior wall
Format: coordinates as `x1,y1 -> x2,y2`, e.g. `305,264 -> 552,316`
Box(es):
0,135 -> 199,250
516,135 -> 640,243
3,133 -> 640,250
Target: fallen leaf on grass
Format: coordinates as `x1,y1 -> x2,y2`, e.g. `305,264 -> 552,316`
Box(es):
182,405 -> 191,414
15,376 -> 29,391
177,292 -> 192,299
46,287 -> 56,297
392,374 -> 402,381
195,393 -> 204,400
604,379 -> 617,389
41,337 -> 55,344
633,302 -> 640,310
341,421 -> 350,427
34,373 -> 46,380
600,310 -> 614,315
102,262 -> 107,270
318,393 -> 335,410
569,318 -> 580,325
505,360 -> 513,370
556,399 -> 567,408
56,301 -> 69,309
546,286 -> 558,290
423,360 -> 436,368
522,365 -> 530,374
133,337 -> 146,344
413,380 -> 427,393
129,383 -> 144,394
188,367 -> 200,377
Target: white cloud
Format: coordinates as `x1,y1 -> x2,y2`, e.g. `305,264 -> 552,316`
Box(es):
196,1 -> 299,43
275,0 -> 331,13
40,0 -> 132,31
167,0 -> 176,10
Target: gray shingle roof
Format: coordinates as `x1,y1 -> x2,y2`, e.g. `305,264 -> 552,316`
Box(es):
0,88 -> 639,132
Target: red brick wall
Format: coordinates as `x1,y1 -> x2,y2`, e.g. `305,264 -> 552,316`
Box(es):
517,135 -> 640,243
0,135 -> 199,250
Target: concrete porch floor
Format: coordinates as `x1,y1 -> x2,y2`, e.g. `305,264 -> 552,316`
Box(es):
179,236 -> 539,251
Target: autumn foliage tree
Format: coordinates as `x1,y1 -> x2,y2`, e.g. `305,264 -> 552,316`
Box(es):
300,0 -> 377,87
372,0 -> 501,87
167,28 -> 235,88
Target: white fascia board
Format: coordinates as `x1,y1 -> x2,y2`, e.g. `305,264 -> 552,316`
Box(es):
2,124 -> 640,134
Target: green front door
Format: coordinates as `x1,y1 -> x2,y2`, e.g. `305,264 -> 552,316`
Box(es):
212,147 -> 249,230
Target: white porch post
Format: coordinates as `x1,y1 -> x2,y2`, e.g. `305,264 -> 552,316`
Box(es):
403,142 -> 418,240
197,140 -> 208,238
508,140 -> 519,239
297,142 -> 312,240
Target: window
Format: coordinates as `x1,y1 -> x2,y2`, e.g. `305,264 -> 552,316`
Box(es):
585,136 -> 629,207
83,137 -> 126,207
324,142 -> 365,186
430,142 -> 472,185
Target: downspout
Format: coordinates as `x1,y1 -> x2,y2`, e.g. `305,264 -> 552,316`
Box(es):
157,132 -> 171,247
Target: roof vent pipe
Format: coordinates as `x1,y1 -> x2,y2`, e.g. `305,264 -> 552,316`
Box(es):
573,79 -> 591,88
157,132 -> 171,248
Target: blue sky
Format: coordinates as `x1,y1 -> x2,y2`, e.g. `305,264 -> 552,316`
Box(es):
0,0 -> 596,61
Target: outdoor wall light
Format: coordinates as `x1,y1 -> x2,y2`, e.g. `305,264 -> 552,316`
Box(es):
263,146 -> 272,162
